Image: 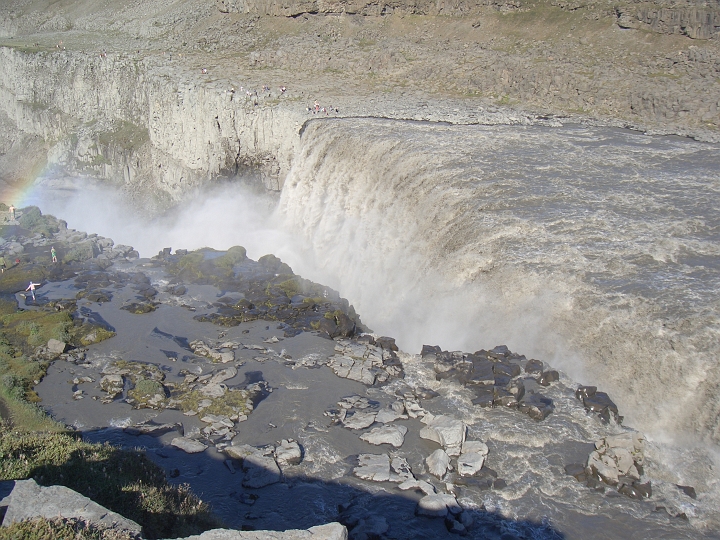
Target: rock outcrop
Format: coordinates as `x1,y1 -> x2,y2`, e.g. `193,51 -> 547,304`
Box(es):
1,478 -> 142,537
0,479 -> 347,540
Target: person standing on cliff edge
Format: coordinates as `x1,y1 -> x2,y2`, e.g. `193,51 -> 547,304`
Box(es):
8,205 -> 14,220
51,246 -> 57,263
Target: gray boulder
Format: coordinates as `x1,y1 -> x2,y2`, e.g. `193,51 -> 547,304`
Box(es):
241,453 -> 282,488
275,439 -> 303,466
342,411 -> 377,430
171,437 -> 208,454
177,522 -> 348,539
416,494 -> 461,518
419,414 -> 466,456
359,425 -> 408,448
426,449 -> 451,478
2,478 -> 141,536
353,454 -> 390,482
46,338 -> 67,356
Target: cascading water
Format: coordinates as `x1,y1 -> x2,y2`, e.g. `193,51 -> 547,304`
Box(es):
278,118 -> 720,447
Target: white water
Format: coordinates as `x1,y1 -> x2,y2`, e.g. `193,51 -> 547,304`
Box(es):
28,119 -> 720,491
278,119 -> 720,448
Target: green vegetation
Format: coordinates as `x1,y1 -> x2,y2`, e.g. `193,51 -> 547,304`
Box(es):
171,387 -> 252,417
97,121 -> 150,152
0,426 -> 221,539
18,206 -> 63,237
168,246 -> 249,284
0,517 -> 135,540
0,263 -> 113,431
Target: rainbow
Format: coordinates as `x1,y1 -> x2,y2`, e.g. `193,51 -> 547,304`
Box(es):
0,158 -> 55,211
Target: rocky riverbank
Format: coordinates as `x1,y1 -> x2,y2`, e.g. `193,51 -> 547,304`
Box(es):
0,207 -> 712,539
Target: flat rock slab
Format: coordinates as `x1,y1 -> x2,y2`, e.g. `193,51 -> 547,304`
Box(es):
419,414 -> 466,455
177,522 -> 348,539
172,437 -> 208,454
275,439 -> 303,466
359,424 -> 408,447
354,454 -> 391,482
457,452 -> 485,476
2,478 -> 141,535
426,448 -> 451,478
416,493 -> 461,518
342,411 -> 377,430
241,454 -> 282,488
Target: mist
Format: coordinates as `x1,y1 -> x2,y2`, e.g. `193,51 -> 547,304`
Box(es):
26,172 -> 580,385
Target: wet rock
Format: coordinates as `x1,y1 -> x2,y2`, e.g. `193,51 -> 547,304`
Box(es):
317,317 -> 339,338
171,437 -> 208,454
538,370 -> 559,386
677,485 -> 697,499
493,362 -> 521,378
242,454 -> 282,488
209,366 -> 238,384
585,432 -> 646,494
421,344 -> 442,358
420,414 -> 466,455
445,515 -> 467,535
461,360 -> 494,386
335,312 -> 356,337
582,391 -> 619,422
457,441 -> 489,476
398,479 -> 436,496
99,374 -> 124,401
375,336 -> 398,351
633,481 -> 652,499
575,385 -> 597,400
493,478 -> 507,490
471,386 -> 495,407
375,404 -> 407,423
360,424 -> 408,447
354,453 -> 390,482
524,359 -> 544,374
493,387 -> 518,408
121,301 -> 157,314
416,494 -> 461,518
518,393 -> 554,421
2,479 -> 141,537
426,448 -> 451,478
190,340 -> 235,363
275,439 -> 303,466
328,355 -> 376,385
46,338 -> 67,356
390,456 -> 415,482
167,284 -> 187,296
342,411 -> 377,430
124,422 -> 181,436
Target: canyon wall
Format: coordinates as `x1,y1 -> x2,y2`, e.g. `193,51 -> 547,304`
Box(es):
0,46 -> 305,206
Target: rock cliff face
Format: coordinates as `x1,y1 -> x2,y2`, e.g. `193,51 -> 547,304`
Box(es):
0,46 -> 305,205
616,1 -> 720,39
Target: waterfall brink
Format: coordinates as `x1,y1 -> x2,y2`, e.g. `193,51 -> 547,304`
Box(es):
278,117 -> 720,445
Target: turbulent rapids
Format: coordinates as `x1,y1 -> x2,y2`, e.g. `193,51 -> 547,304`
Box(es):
279,118 -> 720,446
